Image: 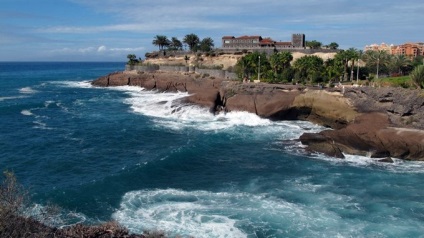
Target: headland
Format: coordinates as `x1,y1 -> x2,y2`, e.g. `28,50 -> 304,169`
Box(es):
92,70 -> 424,161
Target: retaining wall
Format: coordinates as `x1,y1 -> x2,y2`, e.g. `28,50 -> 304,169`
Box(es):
125,64 -> 238,80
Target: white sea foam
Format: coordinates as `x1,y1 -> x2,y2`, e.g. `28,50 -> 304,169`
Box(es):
0,95 -> 28,101
21,109 -> 33,116
76,84 -> 422,173
112,188 -> 379,237
53,80 -> 93,88
311,152 -> 424,173
26,203 -> 88,228
112,189 -> 249,237
111,86 -> 323,137
19,87 -> 38,94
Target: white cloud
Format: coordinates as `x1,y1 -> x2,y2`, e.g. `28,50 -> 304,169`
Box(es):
51,45 -> 144,55
97,45 -> 107,52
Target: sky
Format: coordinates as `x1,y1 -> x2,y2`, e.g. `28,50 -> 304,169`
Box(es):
1,0 -> 423,62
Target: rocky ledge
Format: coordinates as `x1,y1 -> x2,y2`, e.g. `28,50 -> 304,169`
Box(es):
92,71 -> 424,161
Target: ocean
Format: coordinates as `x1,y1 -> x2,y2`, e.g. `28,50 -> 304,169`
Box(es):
0,62 -> 423,238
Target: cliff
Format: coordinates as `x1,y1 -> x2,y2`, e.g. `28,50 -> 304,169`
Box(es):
92,71 -> 424,161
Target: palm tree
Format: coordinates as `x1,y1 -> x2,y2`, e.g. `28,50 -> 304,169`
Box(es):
388,54 -> 411,76
269,51 -> 293,79
327,42 -> 339,50
362,50 -> 389,79
324,58 -> 343,82
199,37 -> 214,52
334,50 -> 350,81
347,48 -> 359,81
356,50 -> 363,82
293,55 -> 324,83
236,56 -> 250,79
152,35 -> 170,50
410,65 -> 424,89
169,37 -> 183,51
183,34 -> 200,51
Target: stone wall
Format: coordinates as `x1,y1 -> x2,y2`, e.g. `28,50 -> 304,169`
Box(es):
125,64 -> 159,72
195,68 -> 226,78
125,64 -> 238,80
159,65 -> 188,72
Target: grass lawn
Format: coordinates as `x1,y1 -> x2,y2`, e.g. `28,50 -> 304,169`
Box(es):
374,76 -> 412,88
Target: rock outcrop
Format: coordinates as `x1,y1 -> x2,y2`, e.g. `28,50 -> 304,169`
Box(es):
92,71 -> 424,161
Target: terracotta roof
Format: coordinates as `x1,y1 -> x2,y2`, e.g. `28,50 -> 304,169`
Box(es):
236,35 -> 261,39
222,36 -> 235,39
275,41 -> 292,45
259,39 -> 275,44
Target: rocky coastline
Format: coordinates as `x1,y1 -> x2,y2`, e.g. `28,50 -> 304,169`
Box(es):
92,70 -> 424,161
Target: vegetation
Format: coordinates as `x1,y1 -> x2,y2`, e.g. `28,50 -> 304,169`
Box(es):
136,34 -> 423,89
232,48 -> 423,88
149,33 -> 215,53
0,171 -> 166,238
410,65 -> 424,89
306,40 -> 322,49
169,37 -> 183,51
374,76 -> 412,88
127,54 -> 140,65
152,35 -> 170,50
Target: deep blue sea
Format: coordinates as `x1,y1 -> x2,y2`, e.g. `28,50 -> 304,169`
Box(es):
0,62 -> 423,238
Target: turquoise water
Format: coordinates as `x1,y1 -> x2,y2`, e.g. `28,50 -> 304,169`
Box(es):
0,62 -> 423,237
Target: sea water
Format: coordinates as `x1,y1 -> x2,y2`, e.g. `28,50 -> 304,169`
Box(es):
0,62 -> 423,238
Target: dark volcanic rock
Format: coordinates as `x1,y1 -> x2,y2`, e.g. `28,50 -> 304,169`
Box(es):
92,71 -> 424,161
301,112 -> 424,161
344,87 -> 424,129
299,133 -> 345,158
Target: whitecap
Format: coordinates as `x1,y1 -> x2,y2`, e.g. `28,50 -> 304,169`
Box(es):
25,203 -> 88,228
310,152 -> 424,173
0,95 -> 28,101
113,86 -> 323,136
53,80 -> 93,88
21,109 -> 33,116
113,189 -> 248,238
19,87 -> 38,94
112,188 -> 383,237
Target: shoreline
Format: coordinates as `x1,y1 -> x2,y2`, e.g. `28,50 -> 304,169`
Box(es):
92,70 -> 424,161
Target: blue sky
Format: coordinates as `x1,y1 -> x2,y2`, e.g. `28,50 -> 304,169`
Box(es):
1,0 -> 423,61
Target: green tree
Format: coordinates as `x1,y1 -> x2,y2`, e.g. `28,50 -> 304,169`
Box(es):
324,58 -> 343,82
199,37 -> 214,52
362,50 -> 390,79
235,52 -> 269,81
327,42 -> 339,50
183,33 -> 200,51
152,35 -> 170,50
387,54 -> 411,76
235,56 -> 250,79
410,65 -> 424,89
335,48 -> 358,81
269,51 -> 293,81
169,37 -> 183,51
306,40 -> 322,49
126,54 -> 138,65
293,55 -> 324,83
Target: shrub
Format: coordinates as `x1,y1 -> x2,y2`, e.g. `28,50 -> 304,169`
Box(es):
410,65 -> 424,89
0,172 -> 150,238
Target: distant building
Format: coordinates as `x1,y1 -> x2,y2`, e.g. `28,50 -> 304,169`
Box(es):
365,42 -> 424,58
364,43 -> 393,53
222,34 -> 305,49
391,43 -> 424,58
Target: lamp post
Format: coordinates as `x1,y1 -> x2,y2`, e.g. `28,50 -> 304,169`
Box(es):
258,56 -> 261,82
